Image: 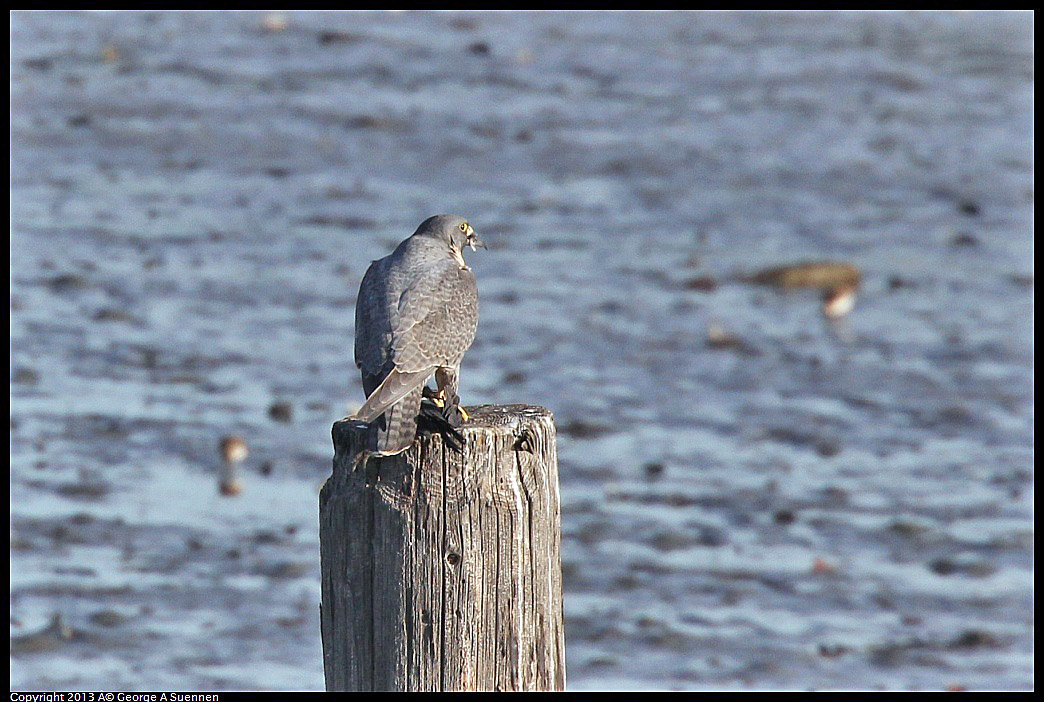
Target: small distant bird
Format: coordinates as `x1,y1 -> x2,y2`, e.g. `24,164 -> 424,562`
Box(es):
218,436 -> 247,496
261,12 -> 288,33
822,283 -> 858,319
744,260 -> 861,319
10,613 -> 74,654
352,214 -> 485,458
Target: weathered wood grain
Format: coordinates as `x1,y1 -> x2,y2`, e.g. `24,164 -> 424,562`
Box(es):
320,404 -> 566,692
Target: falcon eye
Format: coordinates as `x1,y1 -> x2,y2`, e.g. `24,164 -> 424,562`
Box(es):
459,222 -> 468,232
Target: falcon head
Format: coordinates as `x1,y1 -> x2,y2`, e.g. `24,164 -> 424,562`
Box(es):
414,214 -> 486,269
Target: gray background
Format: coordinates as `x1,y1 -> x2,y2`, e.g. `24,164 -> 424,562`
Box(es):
10,10 -> 1033,691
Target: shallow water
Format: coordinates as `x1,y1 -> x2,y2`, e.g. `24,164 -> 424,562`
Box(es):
10,10 -> 1033,691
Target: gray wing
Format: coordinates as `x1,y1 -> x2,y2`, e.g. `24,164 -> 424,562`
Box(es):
393,259 -> 479,372
353,258 -> 478,423
354,256 -> 399,397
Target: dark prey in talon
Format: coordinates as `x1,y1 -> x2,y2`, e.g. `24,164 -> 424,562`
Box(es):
416,396 -> 466,453
422,383 -> 468,428
349,214 -> 484,466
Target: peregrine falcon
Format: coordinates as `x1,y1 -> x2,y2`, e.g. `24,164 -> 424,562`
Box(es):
352,214 -> 484,457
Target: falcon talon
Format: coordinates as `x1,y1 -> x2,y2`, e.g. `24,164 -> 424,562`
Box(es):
416,401 -> 466,453
458,406 -> 469,422
513,429 -> 534,453
431,389 -> 447,409
351,450 -> 371,473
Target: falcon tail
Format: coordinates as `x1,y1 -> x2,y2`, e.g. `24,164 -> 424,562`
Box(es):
375,385 -> 424,455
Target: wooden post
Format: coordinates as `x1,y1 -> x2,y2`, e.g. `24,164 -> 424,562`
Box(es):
319,404 -> 566,692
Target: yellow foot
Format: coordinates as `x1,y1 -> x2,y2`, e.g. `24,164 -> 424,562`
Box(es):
458,406 -> 469,422
432,389 -> 447,408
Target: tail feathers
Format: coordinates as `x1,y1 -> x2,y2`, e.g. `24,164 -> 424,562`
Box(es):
372,385 -> 423,455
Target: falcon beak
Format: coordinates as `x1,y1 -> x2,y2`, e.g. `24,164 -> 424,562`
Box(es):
466,226 -> 486,251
